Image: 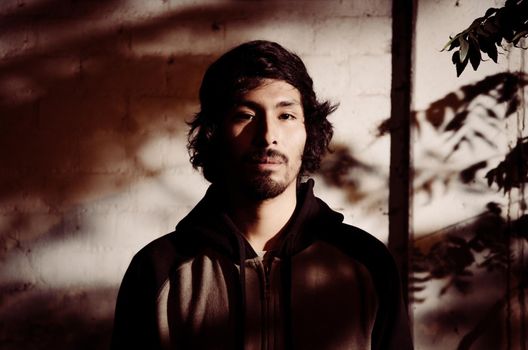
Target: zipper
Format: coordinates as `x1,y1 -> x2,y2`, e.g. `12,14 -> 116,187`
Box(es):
258,256 -> 273,350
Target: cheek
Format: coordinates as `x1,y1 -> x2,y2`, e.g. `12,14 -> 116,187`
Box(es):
288,131 -> 307,160
226,123 -> 252,144
222,127 -> 253,162
221,124 -> 243,148
296,130 -> 308,152
228,123 -> 244,138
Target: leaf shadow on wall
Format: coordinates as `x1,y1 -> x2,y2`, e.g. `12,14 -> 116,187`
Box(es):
0,0 -> 291,349
317,143 -> 387,212
377,72 -> 528,350
0,0 -> 255,256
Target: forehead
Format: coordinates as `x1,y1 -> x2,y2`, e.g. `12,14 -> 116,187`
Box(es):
234,79 -> 302,108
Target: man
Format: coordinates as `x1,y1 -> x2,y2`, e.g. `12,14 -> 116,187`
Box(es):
111,40 -> 413,349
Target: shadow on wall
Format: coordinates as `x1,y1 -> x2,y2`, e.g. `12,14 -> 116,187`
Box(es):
0,0 -> 243,256
412,202 -> 528,350
2,0 -> 526,348
316,73 -> 528,228
0,286 -> 117,350
0,0 -> 323,255
378,72 -> 528,199
0,0 -> 291,348
317,142 -> 388,213
387,72 -> 528,349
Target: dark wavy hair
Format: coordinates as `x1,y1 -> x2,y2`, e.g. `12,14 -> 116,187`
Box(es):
187,40 -> 337,184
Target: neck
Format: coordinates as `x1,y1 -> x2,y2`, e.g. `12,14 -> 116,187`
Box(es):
226,182 -> 298,252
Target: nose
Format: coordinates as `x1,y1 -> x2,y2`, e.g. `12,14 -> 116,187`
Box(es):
253,113 -> 278,147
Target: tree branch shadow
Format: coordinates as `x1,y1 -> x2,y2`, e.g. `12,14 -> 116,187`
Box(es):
378,72 -> 528,348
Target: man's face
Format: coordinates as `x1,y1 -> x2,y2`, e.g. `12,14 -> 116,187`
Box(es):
220,79 -> 307,200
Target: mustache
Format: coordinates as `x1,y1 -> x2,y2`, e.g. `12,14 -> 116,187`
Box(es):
242,149 -> 288,164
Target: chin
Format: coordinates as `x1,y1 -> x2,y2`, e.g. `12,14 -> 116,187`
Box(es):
243,174 -> 289,201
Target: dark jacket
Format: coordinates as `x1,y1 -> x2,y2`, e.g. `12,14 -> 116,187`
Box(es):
111,180 -> 413,349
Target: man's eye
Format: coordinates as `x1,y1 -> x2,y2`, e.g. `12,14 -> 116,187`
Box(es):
233,112 -> 254,121
279,113 -> 296,120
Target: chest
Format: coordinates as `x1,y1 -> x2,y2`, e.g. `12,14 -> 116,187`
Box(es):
157,242 -> 378,350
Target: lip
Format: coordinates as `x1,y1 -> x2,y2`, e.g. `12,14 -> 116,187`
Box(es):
258,157 -> 283,164
245,159 -> 283,170
243,150 -> 288,168
254,162 -> 282,171
247,157 -> 284,165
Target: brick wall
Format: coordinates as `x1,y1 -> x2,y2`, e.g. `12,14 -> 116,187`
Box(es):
0,1 -> 392,348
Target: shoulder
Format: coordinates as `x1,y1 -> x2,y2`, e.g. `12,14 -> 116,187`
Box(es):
323,223 -> 392,258
131,227 -> 197,265
319,223 -> 399,282
123,230 -> 196,288
335,223 -> 389,252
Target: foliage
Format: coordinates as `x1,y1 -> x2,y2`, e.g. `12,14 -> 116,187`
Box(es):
412,202 -> 528,299
486,137 -> 528,193
401,73 -> 528,299
317,143 -> 387,208
443,0 -> 528,76
378,73 -> 528,197
419,73 -> 526,160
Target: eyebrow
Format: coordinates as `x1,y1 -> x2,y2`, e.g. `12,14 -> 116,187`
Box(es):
234,99 -> 302,109
275,100 -> 301,108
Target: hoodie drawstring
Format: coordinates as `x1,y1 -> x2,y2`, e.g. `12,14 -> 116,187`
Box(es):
236,233 -> 247,350
281,255 -> 293,349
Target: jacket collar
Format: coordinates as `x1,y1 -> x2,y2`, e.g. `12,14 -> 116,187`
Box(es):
175,179 -> 344,260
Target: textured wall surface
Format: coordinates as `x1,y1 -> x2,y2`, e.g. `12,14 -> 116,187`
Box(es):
2,0 -> 526,349
0,0 -> 392,348
412,1 -> 528,349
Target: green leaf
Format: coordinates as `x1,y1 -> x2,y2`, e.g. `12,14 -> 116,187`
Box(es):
468,16 -> 486,30
459,37 -> 470,62
488,42 -> 498,62
476,26 -> 491,40
469,35 -> 482,70
442,34 -> 461,51
452,50 -> 459,64
470,52 -> 481,70
484,7 -> 499,17
445,2 -> 528,75
483,19 -> 500,36
452,51 -> 469,76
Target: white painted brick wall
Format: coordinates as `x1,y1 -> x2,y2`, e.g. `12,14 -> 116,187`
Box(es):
0,0 -> 393,348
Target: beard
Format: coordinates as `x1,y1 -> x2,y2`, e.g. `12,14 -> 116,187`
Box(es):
242,170 -> 290,201
239,148 -> 297,200
219,148 -> 302,201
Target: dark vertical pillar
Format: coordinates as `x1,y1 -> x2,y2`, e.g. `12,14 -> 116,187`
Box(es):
388,0 -> 415,309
